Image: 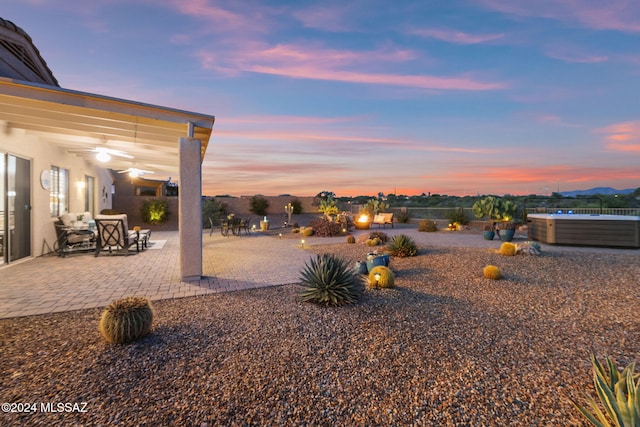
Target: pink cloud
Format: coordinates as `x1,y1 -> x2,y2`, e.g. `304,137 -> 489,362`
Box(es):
411,28 -> 504,44
480,0 -> 640,33
291,4 -> 355,32
251,65 -> 506,90
544,49 -> 608,64
197,40 -> 506,91
595,120 -> 640,152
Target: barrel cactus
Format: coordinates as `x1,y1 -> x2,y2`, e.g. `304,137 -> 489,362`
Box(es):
368,265 -> 395,289
346,235 -> 356,244
499,242 -> 517,256
99,297 -> 154,344
483,265 -> 503,280
299,254 -> 362,306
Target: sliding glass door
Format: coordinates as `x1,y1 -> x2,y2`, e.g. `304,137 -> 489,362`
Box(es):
1,153 -> 31,264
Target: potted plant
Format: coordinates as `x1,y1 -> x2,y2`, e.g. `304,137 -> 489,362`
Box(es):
472,196 -> 517,239
482,225 -> 495,240
496,221 -> 516,242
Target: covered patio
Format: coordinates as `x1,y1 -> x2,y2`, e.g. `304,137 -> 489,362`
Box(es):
0,77 -> 214,278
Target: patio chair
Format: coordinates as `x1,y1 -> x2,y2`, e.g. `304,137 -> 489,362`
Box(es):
53,220 -> 95,257
239,217 -> 252,235
94,214 -> 139,256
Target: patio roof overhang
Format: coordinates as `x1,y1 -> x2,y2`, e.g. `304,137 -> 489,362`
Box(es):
0,77 -> 215,177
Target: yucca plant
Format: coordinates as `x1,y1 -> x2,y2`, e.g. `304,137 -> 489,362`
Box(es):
99,297 -> 154,344
483,265 -> 502,280
387,234 -> 418,257
299,254 -> 362,306
499,242 -> 517,256
572,354 -> 640,427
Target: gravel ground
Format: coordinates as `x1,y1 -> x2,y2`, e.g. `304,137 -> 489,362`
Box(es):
1,241 -> 639,426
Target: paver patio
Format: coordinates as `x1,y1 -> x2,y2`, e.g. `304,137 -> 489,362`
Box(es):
0,225 -> 636,319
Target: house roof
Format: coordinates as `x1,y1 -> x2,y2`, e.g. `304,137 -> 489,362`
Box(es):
0,77 -> 215,177
0,17 -> 58,86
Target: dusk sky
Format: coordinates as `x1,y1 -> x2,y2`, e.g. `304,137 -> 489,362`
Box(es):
4,1 -> 640,197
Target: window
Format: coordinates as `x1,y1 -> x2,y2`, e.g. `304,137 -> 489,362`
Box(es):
50,166 -> 68,217
85,175 -> 94,217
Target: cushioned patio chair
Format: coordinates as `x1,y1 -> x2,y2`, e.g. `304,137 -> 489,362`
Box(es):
94,214 -> 139,256
53,220 -> 95,257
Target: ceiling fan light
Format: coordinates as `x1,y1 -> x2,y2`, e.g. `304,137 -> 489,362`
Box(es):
96,151 -> 111,162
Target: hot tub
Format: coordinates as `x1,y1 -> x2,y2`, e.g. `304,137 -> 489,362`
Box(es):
527,214 -> 640,248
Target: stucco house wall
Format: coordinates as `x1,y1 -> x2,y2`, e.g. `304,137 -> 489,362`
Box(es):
0,128 -> 113,257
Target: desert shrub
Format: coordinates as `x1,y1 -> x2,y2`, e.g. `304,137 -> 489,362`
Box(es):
572,354 -> 640,427
483,265 -> 502,280
368,265 -> 395,289
499,242 -> 517,256
346,235 -> 356,244
308,217 -> 342,237
301,227 -> 314,237
249,195 -> 270,216
141,198 -> 169,224
368,231 -> 389,242
99,297 -> 154,344
395,210 -> 410,224
202,197 -> 227,226
290,199 -> 303,214
362,199 -> 389,216
446,208 -> 469,225
418,219 -> 438,232
387,234 -> 418,257
299,254 -> 362,306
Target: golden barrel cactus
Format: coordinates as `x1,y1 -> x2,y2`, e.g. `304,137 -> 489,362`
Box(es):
99,297 -> 154,344
368,265 -> 395,289
499,242 -> 517,256
483,265 -> 503,280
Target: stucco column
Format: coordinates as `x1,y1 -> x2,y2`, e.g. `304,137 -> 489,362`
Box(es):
179,137 -> 202,280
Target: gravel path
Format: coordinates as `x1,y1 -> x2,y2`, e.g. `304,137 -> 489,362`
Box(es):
1,241 -> 639,426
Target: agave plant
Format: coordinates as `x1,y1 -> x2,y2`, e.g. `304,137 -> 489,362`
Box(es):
387,234 -> 418,257
572,354 -> 640,427
299,254 -> 362,306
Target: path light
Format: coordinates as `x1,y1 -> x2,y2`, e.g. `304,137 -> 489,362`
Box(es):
374,272 -> 381,288
301,239 -> 305,248
279,233 -> 282,239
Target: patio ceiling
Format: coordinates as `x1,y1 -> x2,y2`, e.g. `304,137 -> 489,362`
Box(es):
0,77 -> 215,177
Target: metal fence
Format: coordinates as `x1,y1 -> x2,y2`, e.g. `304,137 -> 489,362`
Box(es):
344,204 -> 640,220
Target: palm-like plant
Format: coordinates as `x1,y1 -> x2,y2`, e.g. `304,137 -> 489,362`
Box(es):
299,254 -> 362,306
572,354 -> 640,427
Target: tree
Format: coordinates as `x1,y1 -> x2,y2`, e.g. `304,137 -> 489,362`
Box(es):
249,195 -> 270,216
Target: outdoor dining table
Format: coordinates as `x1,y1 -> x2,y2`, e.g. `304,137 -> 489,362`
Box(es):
221,217 -> 242,237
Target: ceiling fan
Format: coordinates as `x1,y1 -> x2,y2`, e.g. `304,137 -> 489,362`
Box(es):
69,146 -> 134,162
118,167 -> 153,178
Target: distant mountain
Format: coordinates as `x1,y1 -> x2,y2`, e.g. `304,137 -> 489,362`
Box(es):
559,187 -> 636,197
